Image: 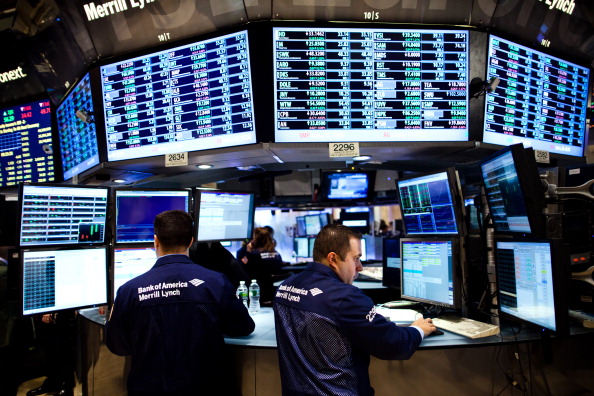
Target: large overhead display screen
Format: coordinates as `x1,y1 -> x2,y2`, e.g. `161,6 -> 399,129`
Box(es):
100,30 -> 256,162
0,100 -> 55,187
483,35 -> 590,157
273,28 -> 469,142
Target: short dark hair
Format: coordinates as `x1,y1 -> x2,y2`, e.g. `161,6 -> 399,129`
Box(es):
154,210 -> 193,251
313,224 -> 361,263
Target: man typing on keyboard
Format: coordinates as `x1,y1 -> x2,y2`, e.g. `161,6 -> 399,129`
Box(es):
273,224 -> 436,396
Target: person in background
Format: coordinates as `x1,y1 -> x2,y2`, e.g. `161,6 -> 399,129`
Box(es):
237,226 -> 283,305
273,224 -> 436,396
106,210 -> 255,395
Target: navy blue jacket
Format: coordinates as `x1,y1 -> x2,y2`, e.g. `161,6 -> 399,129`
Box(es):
273,262 -> 422,396
106,254 -> 255,394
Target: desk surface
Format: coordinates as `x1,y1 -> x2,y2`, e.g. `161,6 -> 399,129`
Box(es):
80,307 -> 594,350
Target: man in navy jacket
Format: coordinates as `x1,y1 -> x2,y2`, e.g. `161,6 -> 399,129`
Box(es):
106,210 -> 255,395
274,224 -> 436,396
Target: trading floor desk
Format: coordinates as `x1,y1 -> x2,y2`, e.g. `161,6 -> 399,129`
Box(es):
78,308 -> 594,396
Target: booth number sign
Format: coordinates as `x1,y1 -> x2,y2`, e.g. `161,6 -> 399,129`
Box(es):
165,152 -> 188,167
329,142 -> 360,158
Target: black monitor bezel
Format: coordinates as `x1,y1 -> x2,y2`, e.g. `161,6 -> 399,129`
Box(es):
20,245 -> 108,316
112,187 -> 192,245
396,167 -> 465,237
17,182 -> 110,248
194,189 -> 255,242
479,144 -> 546,236
494,237 -> 570,336
399,237 -> 461,309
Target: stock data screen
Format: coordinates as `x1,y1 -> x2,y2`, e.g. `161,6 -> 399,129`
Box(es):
0,100 -> 55,187
484,35 -> 590,157
273,28 -> 469,143
100,30 -> 256,162
57,73 -> 100,180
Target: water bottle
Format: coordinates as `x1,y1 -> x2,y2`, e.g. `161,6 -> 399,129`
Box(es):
249,279 -> 260,314
236,281 -> 248,308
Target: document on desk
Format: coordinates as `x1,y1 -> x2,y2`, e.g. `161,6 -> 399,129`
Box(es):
375,308 -> 420,324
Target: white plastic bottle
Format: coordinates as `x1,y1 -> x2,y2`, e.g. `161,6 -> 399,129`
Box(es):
237,281 -> 248,308
249,279 -> 260,314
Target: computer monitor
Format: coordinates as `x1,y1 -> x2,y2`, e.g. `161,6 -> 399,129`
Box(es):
112,246 -> 156,300
382,237 -> 401,289
483,35 -> 589,157
0,99 -> 55,187
396,168 -> 464,236
340,210 -> 370,234
400,238 -> 460,309
273,27 -> 469,143
56,72 -> 101,180
295,216 -> 307,237
321,171 -> 374,202
21,246 -> 108,315
114,189 -> 191,244
100,29 -> 256,162
294,237 -> 311,258
18,184 -> 109,247
480,144 -> 546,235
195,190 -> 255,242
305,214 -> 322,236
495,239 -> 569,334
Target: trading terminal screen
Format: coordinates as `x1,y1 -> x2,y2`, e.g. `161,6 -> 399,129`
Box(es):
196,191 -> 254,242
19,184 -> 108,246
100,30 -> 256,162
483,35 -> 589,157
400,239 -> 456,308
115,190 -> 190,244
397,170 -> 461,235
21,247 -> 108,316
480,149 -> 531,233
495,240 -> 558,332
273,27 -> 469,142
0,100 -> 55,187
113,246 -> 156,298
57,72 -> 100,180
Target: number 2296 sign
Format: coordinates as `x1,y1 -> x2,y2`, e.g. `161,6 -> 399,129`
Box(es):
329,142 -> 359,158
165,152 -> 188,167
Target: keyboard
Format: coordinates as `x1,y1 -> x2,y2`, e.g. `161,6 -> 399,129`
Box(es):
432,315 -> 500,339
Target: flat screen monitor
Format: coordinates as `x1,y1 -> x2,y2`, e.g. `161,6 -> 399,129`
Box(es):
305,214 -> 322,236
19,184 -> 109,246
0,99 -> 55,187
340,210 -> 370,234
295,216 -> 307,237
483,35 -> 589,157
195,190 -> 255,242
56,72 -> 101,180
112,246 -> 156,300
114,189 -> 191,244
495,239 -> 569,334
273,27 -> 469,143
400,238 -> 460,309
382,237 -> 401,289
294,236 -> 312,258
100,30 -> 256,162
321,171 -> 374,201
21,246 -> 108,315
396,168 -> 463,236
480,144 -> 546,235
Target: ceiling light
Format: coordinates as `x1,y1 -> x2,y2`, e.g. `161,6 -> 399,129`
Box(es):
353,155 -> 372,161
197,164 -> 214,169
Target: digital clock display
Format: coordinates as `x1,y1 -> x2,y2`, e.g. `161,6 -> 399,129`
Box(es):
483,35 -> 590,157
273,27 -> 469,143
100,30 -> 257,162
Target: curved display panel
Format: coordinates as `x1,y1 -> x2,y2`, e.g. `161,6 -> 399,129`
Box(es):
273,27 -> 469,142
100,30 -> 256,162
483,35 -> 590,157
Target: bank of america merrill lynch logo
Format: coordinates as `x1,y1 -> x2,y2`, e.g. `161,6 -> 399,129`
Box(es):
190,279 -> 204,287
310,288 -> 323,296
